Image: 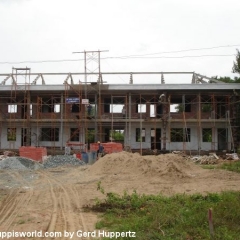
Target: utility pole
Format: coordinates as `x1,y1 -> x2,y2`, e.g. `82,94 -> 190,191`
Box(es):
72,50 -> 108,143
72,50 -> 108,98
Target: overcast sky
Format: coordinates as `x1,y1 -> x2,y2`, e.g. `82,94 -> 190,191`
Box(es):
0,0 -> 240,84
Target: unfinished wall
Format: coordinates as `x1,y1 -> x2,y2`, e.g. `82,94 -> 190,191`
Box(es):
0,74 -> 238,154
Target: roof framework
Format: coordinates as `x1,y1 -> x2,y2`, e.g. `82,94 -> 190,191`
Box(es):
0,71 -> 227,85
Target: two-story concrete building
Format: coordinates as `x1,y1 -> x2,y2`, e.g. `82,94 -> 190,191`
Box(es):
0,70 -> 239,155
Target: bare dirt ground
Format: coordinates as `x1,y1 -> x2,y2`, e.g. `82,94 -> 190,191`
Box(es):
0,152 -> 240,239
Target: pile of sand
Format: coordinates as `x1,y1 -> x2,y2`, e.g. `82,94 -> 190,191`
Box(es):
87,152 -> 202,179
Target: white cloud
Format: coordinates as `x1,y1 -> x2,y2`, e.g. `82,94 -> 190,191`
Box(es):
0,0 -> 239,82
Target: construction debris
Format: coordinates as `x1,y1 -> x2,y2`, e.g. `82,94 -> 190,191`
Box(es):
0,155 -> 7,160
172,151 -> 183,154
0,154 -> 87,170
43,155 -> 86,168
209,153 -> 219,160
0,157 -> 43,170
3,151 -> 16,157
191,154 -> 219,165
172,151 -> 187,157
226,153 -> 239,160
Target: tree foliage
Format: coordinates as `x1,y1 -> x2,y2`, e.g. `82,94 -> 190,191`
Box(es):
214,49 -> 240,83
174,104 -> 184,112
110,130 -> 124,141
215,76 -> 240,83
232,49 -> 240,75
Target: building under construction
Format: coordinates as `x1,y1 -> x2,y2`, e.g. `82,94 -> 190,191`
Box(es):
0,68 -> 240,155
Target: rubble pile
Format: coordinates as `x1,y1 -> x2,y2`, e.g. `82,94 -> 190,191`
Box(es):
0,155 -> 7,160
43,155 -> 86,168
226,153 -> 239,160
191,153 -> 219,165
0,157 -> 43,170
3,151 -> 16,157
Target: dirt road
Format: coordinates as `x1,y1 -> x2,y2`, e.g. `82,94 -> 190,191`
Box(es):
0,167 -> 99,240
0,152 -> 240,239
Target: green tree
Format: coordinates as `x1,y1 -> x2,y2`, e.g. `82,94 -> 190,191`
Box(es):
110,130 -> 124,141
174,104 -> 184,112
213,49 -> 240,83
86,129 -> 95,143
215,76 -> 240,83
232,49 -> 240,75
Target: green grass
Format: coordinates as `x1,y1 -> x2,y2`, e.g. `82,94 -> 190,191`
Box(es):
219,161 -> 240,173
200,161 -> 240,173
17,219 -> 26,224
87,187 -> 240,240
201,165 -> 216,170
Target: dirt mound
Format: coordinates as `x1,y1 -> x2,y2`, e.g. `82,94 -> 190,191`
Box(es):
87,152 -> 201,179
87,152 -> 143,175
155,153 -> 201,178
160,161 -> 189,178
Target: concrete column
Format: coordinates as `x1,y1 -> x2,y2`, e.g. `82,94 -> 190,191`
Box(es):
60,93 -> 64,150
128,93 -> 131,147
197,93 -> 202,154
162,92 -> 167,151
26,91 -> 31,146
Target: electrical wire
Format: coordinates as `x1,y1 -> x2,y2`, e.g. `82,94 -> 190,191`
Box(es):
0,54 -> 235,65
0,44 -> 239,64
110,54 -> 235,59
0,59 -> 83,64
112,44 -> 240,58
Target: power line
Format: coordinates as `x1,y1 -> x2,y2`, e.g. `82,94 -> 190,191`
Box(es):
110,54 -> 235,60
0,54 -> 235,65
112,44 -> 240,58
0,59 -> 84,64
0,44 -> 239,65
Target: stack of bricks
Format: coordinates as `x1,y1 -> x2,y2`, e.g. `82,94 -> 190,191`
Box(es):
90,142 -> 123,154
19,146 -> 47,162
